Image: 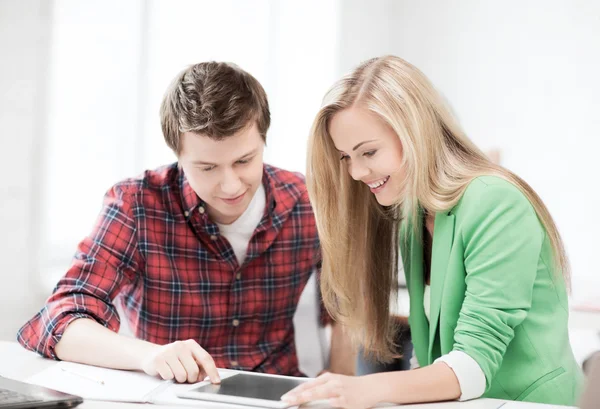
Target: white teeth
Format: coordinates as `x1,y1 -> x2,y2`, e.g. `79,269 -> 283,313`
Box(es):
367,176 -> 389,189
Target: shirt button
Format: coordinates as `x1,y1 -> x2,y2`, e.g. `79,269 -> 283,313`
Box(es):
236,272 -> 241,280
198,206 -> 205,214
184,211 -> 189,217
232,319 -> 240,327
230,360 -> 238,367
210,235 -> 218,241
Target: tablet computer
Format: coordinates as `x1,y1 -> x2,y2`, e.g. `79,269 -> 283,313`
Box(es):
176,371 -> 307,408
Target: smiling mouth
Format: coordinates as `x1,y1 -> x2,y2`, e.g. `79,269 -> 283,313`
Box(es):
224,193 -> 244,200
221,191 -> 246,203
366,176 -> 390,190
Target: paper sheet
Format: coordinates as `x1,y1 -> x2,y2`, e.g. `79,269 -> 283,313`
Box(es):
25,361 -> 170,402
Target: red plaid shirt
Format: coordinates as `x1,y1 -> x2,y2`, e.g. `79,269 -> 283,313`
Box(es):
18,163 -> 329,376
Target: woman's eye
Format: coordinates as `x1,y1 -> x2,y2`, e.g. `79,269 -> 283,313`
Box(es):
339,154 -> 350,161
202,166 -> 215,172
237,159 -> 250,165
363,150 -> 377,158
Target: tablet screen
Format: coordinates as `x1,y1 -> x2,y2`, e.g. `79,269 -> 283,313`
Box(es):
189,373 -> 306,402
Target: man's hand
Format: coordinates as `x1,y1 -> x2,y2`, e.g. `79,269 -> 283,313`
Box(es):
140,339 -> 220,384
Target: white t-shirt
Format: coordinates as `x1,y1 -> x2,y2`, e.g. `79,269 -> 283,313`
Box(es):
391,256 -> 409,316
216,183 -> 266,266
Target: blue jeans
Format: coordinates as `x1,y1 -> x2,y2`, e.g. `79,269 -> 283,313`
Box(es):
356,328 -> 412,375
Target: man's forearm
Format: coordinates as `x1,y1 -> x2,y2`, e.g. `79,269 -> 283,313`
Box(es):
54,318 -> 157,370
327,323 -> 356,375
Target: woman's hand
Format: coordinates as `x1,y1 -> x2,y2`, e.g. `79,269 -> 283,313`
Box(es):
281,373 -> 378,409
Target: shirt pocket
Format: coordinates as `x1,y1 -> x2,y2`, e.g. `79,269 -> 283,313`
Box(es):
515,367 -> 565,402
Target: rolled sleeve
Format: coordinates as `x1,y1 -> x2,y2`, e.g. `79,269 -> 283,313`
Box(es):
435,350 -> 486,401
453,180 -> 544,390
17,185 -> 142,358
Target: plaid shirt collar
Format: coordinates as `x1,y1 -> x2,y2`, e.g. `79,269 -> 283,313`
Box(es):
177,163 -> 299,231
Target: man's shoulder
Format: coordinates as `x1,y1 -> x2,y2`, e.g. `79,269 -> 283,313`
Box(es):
108,163 -> 179,202
264,163 -> 306,186
264,163 -> 310,203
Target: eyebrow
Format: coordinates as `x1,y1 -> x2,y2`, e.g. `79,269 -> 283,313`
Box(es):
191,149 -> 258,166
336,140 -> 377,152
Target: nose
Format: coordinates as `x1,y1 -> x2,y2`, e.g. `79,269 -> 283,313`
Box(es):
220,168 -> 242,196
348,161 -> 370,182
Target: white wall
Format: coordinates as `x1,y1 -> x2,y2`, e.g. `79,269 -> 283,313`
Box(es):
0,0 -> 51,339
41,0 -> 146,276
337,0 -> 398,74
338,0 -> 600,301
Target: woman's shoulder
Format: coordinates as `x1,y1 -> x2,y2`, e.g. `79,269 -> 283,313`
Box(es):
460,175 -> 528,205
454,175 -> 536,220
453,175 -> 544,243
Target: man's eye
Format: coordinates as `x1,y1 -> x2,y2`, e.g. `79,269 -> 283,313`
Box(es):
202,166 -> 215,172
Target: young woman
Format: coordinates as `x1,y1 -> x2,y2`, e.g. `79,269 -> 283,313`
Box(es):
282,56 -> 583,408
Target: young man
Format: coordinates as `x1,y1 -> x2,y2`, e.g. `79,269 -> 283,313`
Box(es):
18,61 -> 353,383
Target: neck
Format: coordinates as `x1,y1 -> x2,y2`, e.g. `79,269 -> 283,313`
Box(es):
425,213 -> 435,237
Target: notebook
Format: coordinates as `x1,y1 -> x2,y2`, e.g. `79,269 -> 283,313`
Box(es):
26,361 -> 171,403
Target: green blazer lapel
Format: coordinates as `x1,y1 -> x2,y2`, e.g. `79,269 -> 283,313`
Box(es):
402,221 -> 429,367
427,211 -> 455,360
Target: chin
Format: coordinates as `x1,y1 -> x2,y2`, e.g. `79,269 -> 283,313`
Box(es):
374,195 -> 394,206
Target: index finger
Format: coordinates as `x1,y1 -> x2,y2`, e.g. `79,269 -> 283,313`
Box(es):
282,374 -> 329,398
190,343 -> 220,384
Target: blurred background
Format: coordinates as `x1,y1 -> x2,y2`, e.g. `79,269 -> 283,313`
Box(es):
1,0 -> 599,375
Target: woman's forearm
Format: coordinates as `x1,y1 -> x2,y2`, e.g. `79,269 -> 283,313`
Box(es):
367,361 -> 461,404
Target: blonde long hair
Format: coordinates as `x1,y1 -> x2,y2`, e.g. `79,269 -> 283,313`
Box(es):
307,56 -> 570,362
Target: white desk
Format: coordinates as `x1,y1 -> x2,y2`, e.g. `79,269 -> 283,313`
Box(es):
0,341 -> 576,409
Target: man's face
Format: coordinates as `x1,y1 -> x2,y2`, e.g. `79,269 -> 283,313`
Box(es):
178,123 -> 265,224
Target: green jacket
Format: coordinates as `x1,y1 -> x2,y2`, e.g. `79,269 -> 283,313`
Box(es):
402,176 -> 583,405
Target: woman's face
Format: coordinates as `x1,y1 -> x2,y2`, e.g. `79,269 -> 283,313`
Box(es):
329,105 -> 405,206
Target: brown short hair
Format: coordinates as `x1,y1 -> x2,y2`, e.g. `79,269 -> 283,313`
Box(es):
160,61 -> 270,153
